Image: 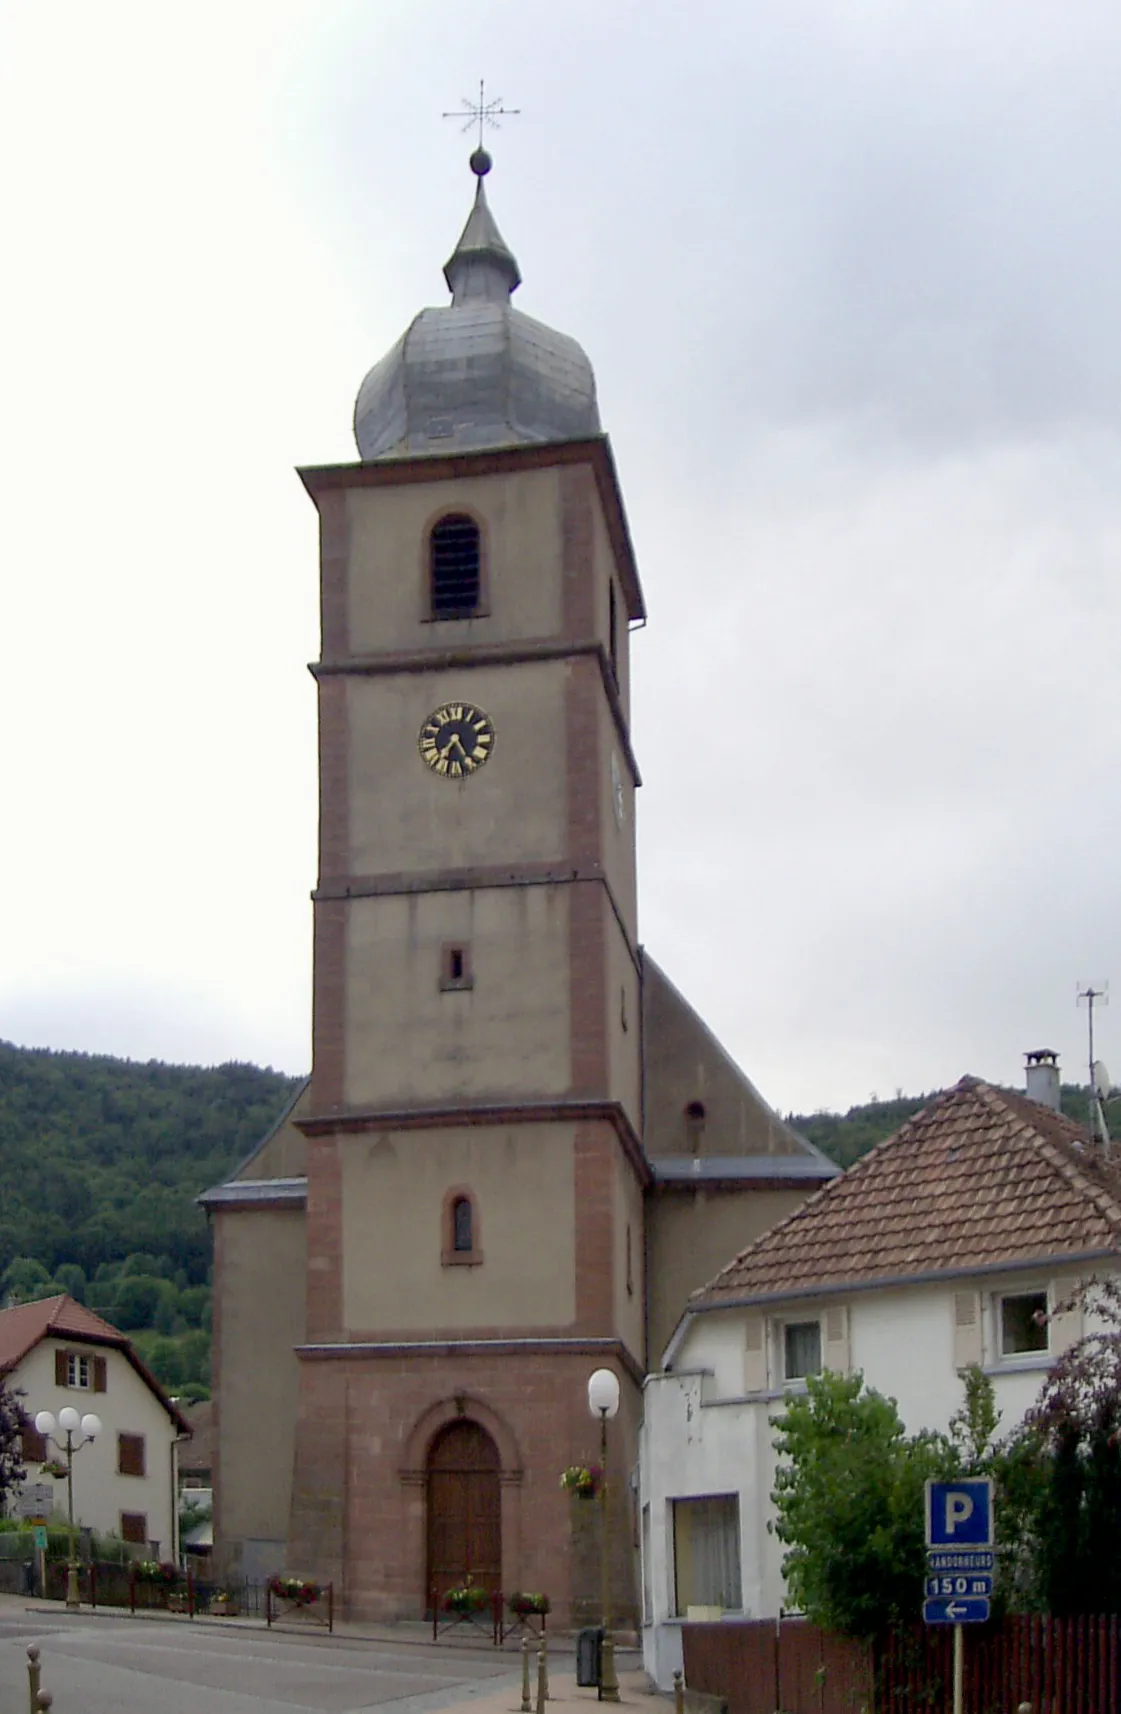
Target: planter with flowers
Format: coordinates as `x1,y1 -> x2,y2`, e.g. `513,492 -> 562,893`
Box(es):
209,1590 -> 239,1617
266,1573 -> 333,1632
432,1576 -> 498,1641
501,1590 -> 550,1642
560,1463 -> 603,1500
41,1459 -> 69,1480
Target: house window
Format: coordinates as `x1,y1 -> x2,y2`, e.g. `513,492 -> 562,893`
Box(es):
430,514 -> 481,618
672,1495 -> 742,1615
1000,1290 -> 1049,1357
55,1349 -> 106,1392
120,1512 -> 148,1545
118,1433 -> 146,1478
442,1188 -> 482,1266
783,1320 -> 822,1381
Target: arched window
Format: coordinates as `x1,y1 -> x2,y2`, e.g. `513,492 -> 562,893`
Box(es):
452,1196 -> 473,1253
430,514 -> 481,619
442,1187 -> 482,1266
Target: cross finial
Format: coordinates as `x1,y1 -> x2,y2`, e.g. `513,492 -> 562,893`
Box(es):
443,80 -> 520,152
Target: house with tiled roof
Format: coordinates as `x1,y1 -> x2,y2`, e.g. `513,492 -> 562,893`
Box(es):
638,1056 -> 1121,1687
0,1295 -> 191,1560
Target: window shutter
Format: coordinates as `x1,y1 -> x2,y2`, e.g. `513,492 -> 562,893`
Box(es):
120,1511 -> 148,1546
118,1433 -> 146,1477
93,1356 -> 107,1393
952,1290 -> 983,1369
1049,1291 -> 1084,1355
21,1429 -> 47,1464
743,1312 -> 768,1393
824,1304 -> 850,1374
55,1349 -> 67,1386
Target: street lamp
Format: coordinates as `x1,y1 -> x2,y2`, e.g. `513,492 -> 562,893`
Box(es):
587,1367 -> 621,1703
34,1407 -> 101,1610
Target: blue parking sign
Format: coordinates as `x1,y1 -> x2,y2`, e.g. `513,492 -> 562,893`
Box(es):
925,1478 -> 993,1548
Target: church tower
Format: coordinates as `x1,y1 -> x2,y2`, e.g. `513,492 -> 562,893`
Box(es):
204,148 -> 838,1625
287,148 -> 647,1619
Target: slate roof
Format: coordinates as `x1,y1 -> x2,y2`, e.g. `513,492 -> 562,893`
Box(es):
0,1294 -> 192,1434
688,1078 -> 1121,1312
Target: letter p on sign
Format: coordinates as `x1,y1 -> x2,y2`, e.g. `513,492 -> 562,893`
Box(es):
925,1478 -> 993,1547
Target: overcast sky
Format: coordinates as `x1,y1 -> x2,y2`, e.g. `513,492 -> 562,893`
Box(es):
2,1 -> 1119,1115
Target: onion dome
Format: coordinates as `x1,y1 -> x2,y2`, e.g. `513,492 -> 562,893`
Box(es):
354,150 -> 600,460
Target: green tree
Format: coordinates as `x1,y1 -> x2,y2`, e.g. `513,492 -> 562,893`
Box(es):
0,1381 -> 27,1505
112,1275 -> 163,1331
2,1257 -> 52,1303
770,1370 -> 957,1640
1023,1278 -> 1121,1614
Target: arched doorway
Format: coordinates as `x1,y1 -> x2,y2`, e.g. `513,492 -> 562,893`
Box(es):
426,1419 -> 501,1608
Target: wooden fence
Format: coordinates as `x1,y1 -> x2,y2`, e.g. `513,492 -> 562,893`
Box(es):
682,1613 -> 1121,1714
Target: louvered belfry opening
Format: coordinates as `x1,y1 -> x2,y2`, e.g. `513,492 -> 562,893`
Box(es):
430,514 -> 481,617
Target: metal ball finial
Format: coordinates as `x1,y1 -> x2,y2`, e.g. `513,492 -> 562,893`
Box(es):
470,147 -> 492,177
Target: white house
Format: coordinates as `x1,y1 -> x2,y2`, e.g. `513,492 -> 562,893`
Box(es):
0,1295 -> 191,1559
639,1060 -> 1121,1687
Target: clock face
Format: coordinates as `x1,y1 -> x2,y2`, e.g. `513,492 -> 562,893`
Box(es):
418,701 -> 496,779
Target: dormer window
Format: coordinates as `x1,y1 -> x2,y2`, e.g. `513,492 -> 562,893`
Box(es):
430,514 -> 481,619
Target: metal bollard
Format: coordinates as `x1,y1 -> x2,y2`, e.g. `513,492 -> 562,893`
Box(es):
1016,1706 -> 1032,1714
536,1644 -> 547,1714
542,1630 -> 550,1701
27,1645 -> 40,1714
521,1636 -> 532,1713
674,1669 -> 684,1714
36,1697 -> 52,1713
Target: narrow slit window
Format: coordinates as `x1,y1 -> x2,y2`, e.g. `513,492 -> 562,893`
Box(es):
452,1196 -> 473,1253
440,943 -> 473,990
430,515 -> 481,618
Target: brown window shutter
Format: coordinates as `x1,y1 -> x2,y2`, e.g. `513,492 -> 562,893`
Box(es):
120,1511 -> 148,1545
118,1433 -> 146,1478
21,1429 -> 48,1464
93,1356 -> 107,1393
55,1349 -> 67,1386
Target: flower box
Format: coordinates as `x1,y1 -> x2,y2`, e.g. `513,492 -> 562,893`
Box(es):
508,1592 -> 550,1616
560,1463 -> 603,1499
443,1582 -> 491,1614
268,1574 -> 320,1607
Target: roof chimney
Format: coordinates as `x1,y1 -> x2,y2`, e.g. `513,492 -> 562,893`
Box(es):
1025,1048 -> 1061,1112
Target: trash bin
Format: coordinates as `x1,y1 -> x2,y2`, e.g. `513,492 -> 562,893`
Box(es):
22,1561 -> 34,1596
576,1627 -> 604,1688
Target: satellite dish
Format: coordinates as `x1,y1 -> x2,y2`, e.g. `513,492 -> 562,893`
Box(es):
1093,1060 -> 1114,1099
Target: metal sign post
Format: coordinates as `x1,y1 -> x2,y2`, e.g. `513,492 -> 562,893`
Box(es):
924,1479 -> 995,1714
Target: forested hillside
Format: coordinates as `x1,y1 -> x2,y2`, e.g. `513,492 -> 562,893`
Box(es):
791,1082 -> 1101,1167
0,1041 -> 302,1399
0,1039 -> 1104,1401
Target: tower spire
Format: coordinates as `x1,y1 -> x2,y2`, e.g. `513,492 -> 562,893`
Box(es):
443,149 -> 522,305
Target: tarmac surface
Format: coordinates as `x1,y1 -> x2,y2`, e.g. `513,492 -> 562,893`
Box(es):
0,1595 -> 653,1714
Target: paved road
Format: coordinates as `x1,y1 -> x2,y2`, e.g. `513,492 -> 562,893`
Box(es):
0,1612 -> 522,1714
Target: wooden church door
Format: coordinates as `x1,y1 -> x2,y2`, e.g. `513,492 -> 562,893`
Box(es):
426,1420 -> 501,1608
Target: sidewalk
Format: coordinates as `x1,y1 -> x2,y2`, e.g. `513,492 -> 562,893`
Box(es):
0,1593 -> 657,1710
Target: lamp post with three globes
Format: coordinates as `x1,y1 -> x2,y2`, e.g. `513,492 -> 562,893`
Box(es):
33,1406 -> 101,1610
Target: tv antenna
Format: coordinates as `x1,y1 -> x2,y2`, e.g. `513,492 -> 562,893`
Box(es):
1077,981 -> 1111,1148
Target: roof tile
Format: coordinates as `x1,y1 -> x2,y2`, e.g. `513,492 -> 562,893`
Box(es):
691,1079 -> 1121,1309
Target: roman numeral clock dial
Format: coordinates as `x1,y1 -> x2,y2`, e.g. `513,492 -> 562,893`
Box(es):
418,702 -> 496,779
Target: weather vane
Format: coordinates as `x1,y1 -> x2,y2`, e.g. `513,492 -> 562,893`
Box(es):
442,80 -> 520,151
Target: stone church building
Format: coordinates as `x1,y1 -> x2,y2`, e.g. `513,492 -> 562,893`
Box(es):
203,150 -> 836,1622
